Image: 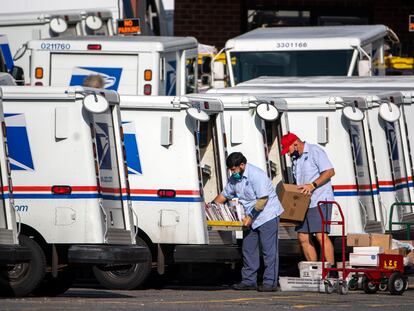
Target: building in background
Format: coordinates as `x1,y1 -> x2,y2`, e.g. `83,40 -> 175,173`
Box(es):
174,0 -> 414,56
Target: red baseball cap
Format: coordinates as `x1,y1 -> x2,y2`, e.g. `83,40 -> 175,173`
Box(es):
281,133 -> 298,155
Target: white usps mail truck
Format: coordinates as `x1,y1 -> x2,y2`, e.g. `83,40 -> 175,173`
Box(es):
209,78 -> 414,232
92,95 -> 241,290
0,35 -> 15,77
28,36 -> 198,96
0,88 -> 31,270
202,91 -> 399,238
0,2 -> 117,83
223,25 -> 396,86
228,76 -> 414,231
188,92 -> 296,244
1,86 -> 148,296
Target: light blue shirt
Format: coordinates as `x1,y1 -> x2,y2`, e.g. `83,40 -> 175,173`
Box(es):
293,142 -> 334,208
221,163 -> 284,229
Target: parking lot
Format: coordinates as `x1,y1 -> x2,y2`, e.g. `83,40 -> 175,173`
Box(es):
1,285 -> 414,311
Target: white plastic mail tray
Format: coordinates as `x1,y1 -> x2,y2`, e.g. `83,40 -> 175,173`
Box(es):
349,253 -> 379,267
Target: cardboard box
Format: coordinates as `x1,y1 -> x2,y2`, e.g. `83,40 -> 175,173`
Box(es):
384,248 -> 407,256
353,246 -> 384,254
347,233 -> 370,247
280,221 -> 298,227
278,183 -> 310,223
349,253 -> 379,267
371,234 -> 392,250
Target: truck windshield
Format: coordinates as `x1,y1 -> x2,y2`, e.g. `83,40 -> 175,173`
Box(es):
230,49 -> 355,84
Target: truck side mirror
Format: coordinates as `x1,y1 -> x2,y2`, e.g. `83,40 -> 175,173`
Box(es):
83,93 -> 109,113
357,60 -> 371,76
11,66 -> 25,85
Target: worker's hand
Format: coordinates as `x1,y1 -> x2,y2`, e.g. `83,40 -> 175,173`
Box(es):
242,216 -> 253,227
298,184 -> 314,197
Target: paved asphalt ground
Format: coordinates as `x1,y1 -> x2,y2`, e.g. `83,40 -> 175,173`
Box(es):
1,286 -> 414,311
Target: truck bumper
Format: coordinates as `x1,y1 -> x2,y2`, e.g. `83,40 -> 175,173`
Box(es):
0,244 -> 31,264
68,244 -> 149,265
174,245 -> 241,263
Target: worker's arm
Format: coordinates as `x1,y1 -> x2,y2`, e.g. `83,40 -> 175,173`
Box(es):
211,193 -> 228,204
243,196 -> 269,227
298,168 -> 335,196
243,172 -> 273,226
211,180 -> 236,204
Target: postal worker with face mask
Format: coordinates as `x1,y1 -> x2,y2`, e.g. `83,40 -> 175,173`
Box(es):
212,152 -> 284,292
280,133 -> 335,268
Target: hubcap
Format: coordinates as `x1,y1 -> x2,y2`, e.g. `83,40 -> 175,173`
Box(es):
7,263 -> 29,281
368,282 -> 376,290
394,278 -> 404,291
107,264 -> 139,278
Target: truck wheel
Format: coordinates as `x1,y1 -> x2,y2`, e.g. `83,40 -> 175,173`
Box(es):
388,272 -> 407,295
93,237 -> 152,290
0,235 -> 46,297
362,276 -> 378,294
338,281 -> 349,295
379,282 -> 388,291
32,268 -> 76,296
324,280 -> 335,294
348,277 -> 359,291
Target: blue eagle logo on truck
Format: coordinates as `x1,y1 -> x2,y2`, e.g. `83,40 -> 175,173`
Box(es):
4,113 -> 35,171
122,121 -> 142,175
69,67 -> 123,90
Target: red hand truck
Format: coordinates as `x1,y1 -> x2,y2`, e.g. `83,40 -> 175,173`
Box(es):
317,201 -> 407,295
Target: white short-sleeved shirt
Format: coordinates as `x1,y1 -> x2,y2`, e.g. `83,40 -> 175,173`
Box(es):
221,163 -> 284,229
293,143 -> 334,208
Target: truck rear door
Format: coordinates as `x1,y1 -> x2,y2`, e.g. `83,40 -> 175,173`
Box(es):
0,111 -> 16,244
90,110 -> 126,233
347,119 -> 382,230
50,53 -> 139,95
0,163 -> 10,240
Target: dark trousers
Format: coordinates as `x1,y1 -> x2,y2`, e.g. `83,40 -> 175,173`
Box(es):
241,217 -> 279,286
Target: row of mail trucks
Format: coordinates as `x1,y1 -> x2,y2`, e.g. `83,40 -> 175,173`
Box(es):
0,85 -> 148,296
89,75 -> 414,290
11,26 -> 411,289
209,76 -> 414,236
3,20 -> 414,292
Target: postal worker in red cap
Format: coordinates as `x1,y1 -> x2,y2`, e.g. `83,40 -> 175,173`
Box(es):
280,132 -> 335,266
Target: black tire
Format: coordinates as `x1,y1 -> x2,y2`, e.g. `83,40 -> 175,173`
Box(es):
32,268 -> 76,297
348,277 -> 359,291
0,235 -> 46,297
324,280 -> 335,294
362,276 -> 379,294
388,272 -> 407,295
93,236 -> 152,290
338,281 -> 349,295
379,282 -> 388,292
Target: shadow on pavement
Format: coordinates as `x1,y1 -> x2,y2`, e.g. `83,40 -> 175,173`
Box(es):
62,289 -> 135,299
